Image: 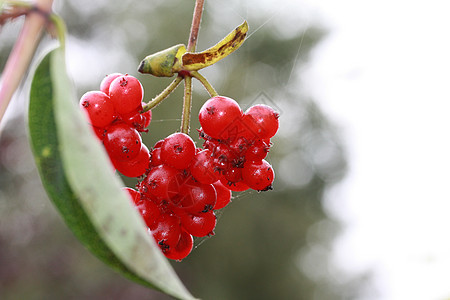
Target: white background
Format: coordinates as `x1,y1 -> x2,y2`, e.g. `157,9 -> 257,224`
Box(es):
297,0 -> 450,299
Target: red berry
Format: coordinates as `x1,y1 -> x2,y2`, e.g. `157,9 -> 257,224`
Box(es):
212,181 -> 232,210
153,139 -> 164,148
189,149 -> 218,184
137,198 -> 161,228
161,133 -> 196,170
223,167 -> 243,183
79,91 -> 115,128
198,96 -> 243,139
123,187 -> 141,206
174,179 -> 217,214
149,213 -> 182,253
121,103 -> 152,132
149,139 -> 164,167
220,177 -> 249,192
121,105 -> 143,126
112,144 -> 150,177
100,72 -> 123,95
244,104 -> 279,139
164,229 -> 193,261
109,75 -> 143,115
103,122 -> 142,161
242,159 -> 274,191
149,147 -> 163,167
180,211 -> 216,237
240,114 -> 262,141
212,143 -> 234,173
140,164 -> 180,200
246,139 -> 270,161
92,126 -> 106,141
228,136 -> 250,157
142,109 -> 152,129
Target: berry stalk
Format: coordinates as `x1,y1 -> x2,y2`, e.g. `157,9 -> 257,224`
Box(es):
191,71 -> 218,97
181,76 -> 192,134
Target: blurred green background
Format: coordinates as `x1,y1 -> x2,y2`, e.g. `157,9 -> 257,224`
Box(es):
0,0 -> 371,299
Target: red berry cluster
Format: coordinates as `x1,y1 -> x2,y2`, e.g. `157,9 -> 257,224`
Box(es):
79,74 -> 280,261
79,73 -> 152,177
198,96 -> 278,192
126,132 -> 233,261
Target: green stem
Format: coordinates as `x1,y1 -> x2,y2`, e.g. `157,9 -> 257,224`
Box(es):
191,71 -> 218,97
142,76 -> 183,112
179,0 -> 205,133
180,76 -> 192,133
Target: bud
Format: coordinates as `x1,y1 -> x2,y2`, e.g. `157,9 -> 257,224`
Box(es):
138,44 -> 186,77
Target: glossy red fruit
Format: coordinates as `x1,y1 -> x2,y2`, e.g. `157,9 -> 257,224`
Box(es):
212,180 -> 232,210
212,143 -> 233,173
109,75 -> 143,115
180,211 -> 216,237
240,114 -> 262,141
149,213 -> 182,253
175,179 -> 217,214
100,72 -> 123,95
244,104 -> 279,139
223,167 -> 243,183
121,105 -> 143,126
220,177 -> 249,192
246,139 -> 270,162
228,136 -> 250,157
92,126 -> 106,141
160,133 -> 196,170
137,198 -> 161,228
79,91 -> 115,128
121,103 -> 152,132
198,96 -> 243,139
242,159 -> 275,191
112,144 -> 150,177
153,139 -> 164,148
140,164 -> 180,200
164,229 -> 193,261
123,187 -> 141,206
141,104 -> 152,129
189,149 -> 218,184
103,122 -> 142,161
149,147 -> 163,167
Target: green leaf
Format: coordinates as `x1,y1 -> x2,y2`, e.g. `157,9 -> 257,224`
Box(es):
28,47 -> 196,300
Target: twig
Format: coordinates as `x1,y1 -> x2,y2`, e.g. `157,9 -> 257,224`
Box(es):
181,0 -> 205,134
186,0 -> 205,52
0,0 -> 53,123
